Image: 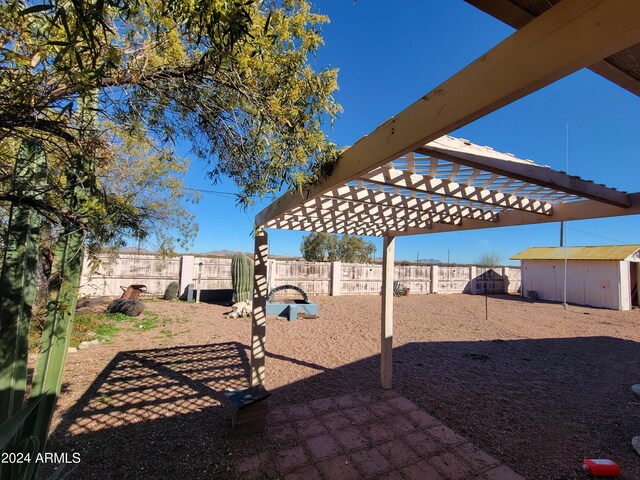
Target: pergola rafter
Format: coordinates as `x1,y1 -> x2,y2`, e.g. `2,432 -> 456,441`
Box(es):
416,137 -> 631,207
275,206 -> 460,229
320,186 -> 497,221
361,166 -> 554,215
248,0 -> 640,393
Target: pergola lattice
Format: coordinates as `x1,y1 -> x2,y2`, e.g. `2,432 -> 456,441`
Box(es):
246,0 -> 640,391
263,135 -> 629,237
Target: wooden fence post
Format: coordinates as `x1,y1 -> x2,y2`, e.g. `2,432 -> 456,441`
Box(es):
470,266 -> 477,295
331,261 -> 342,296
431,265 -> 439,294
179,255 -> 194,297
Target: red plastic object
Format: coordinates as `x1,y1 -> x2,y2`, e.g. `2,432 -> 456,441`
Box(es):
582,459 -> 620,477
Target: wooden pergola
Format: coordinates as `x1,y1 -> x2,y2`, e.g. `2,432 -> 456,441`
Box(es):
249,0 -> 640,390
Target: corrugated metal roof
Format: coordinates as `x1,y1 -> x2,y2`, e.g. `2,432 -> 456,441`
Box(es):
512,245 -> 640,261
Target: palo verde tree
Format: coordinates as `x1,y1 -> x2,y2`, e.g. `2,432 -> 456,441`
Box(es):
300,232 -> 338,262
0,0 -> 341,477
0,0 -> 341,212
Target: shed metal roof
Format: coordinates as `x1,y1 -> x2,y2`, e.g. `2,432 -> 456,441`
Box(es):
512,245 -> 640,261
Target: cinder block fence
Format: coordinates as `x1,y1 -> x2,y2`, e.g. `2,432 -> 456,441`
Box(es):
79,253 -> 521,298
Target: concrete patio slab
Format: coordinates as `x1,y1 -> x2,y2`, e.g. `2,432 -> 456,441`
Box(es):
236,391 -> 525,479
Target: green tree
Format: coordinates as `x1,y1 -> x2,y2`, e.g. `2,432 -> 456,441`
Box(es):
301,233 -> 375,263
300,232 -> 337,262
336,234 -> 376,263
0,0 -> 341,222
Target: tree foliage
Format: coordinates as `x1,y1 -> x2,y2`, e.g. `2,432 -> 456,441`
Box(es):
301,232 -> 375,263
477,252 -> 503,268
0,0 -> 341,250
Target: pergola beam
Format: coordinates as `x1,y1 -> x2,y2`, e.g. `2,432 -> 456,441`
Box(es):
417,143 -> 631,207
465,0 -> 640,96
256,0 -> 640,227
362,168 -> 553,215
389,192 -> 640,236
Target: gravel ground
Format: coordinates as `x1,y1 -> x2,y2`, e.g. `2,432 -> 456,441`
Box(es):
45,294 -> 640,479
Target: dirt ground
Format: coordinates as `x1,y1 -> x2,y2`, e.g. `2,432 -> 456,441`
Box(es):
46,294 -> 640,479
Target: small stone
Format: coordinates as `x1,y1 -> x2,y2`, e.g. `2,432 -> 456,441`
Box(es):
78,342 -> 91,350
68,347 -> 78,353
89,339 -> 100,345
633,436 -> 640,456
632,384 -> 640,399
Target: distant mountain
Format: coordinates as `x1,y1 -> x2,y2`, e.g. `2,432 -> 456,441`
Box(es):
204,249 -> 243,257
417,258 -> 442,264
103,246 -> 154,254
203,249 -> 300,260
373,257 -> 442,264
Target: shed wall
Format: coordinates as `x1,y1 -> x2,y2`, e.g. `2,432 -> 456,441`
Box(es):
520,259 -> 631,310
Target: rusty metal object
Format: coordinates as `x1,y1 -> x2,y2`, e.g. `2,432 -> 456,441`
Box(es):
120,284 -> 147,300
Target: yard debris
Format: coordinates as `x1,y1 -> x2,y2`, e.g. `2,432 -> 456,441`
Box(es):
120,284 -> 147,300
106,299 -> 145,317
224,301 -> 252,319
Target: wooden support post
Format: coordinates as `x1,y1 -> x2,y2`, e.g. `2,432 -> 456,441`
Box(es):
251,229 -> 268,388
381,235 -> 395,389
266,259 -> 276,296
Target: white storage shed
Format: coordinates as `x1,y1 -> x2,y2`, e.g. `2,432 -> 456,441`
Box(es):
512,245 -> 640,311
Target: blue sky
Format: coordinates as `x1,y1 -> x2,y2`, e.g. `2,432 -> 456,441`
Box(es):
171,0 -> 639,265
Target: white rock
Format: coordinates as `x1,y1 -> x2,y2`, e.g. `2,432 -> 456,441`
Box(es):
224,300 -> 253,319
68,347 -> 78,354
633,436 -> 640,456
89,339 -> 100,345
78,342 -> 91,350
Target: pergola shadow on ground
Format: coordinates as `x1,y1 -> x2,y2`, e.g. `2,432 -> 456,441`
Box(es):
48,336 -> 640,479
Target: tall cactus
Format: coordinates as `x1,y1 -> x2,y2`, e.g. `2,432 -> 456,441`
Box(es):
0,139 -> 46,426
231,252 -> 253,303
23,90 -> 97,469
